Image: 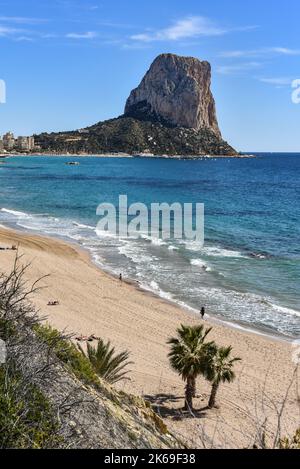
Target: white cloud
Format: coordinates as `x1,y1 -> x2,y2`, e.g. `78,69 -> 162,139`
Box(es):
41,33 -> 59,39
220,47 -> 300,58
270,47 -> 300,55
0,26 -> 21,37
121,42 -> 151,50
259,77 -> 292,86
66,31 -> 98,39
217,62 -> 261,75
220,50 -> 252,58
131,16 -> 227,42
0,16 -> 46,41
0,16 -> 46,24
14,36 -> 34,42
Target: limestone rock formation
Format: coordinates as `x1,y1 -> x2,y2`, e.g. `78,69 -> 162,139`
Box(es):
125,53 -> 221,137
36,53 -> 237,156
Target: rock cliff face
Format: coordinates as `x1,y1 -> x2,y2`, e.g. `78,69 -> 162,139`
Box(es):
125,53 -> 221,137
36,53 -> 237,156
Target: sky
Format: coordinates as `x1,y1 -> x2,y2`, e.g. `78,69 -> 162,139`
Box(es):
0,0 -> 299,152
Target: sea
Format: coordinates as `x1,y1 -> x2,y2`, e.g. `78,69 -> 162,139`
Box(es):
0,153 -> 299,338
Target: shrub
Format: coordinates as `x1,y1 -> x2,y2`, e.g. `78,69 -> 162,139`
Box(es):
0,365 -> 61,449
34,324 -> 100,387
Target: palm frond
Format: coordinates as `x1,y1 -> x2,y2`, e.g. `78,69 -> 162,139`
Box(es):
167,324 -> 216,381
78,338 -> 133,384
208,345 -> 241,385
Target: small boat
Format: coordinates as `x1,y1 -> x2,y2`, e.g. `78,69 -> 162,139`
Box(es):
66,161 -> 80,166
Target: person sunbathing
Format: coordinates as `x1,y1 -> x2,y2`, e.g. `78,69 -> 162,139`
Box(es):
47,300 -> 60,306
75,335 -> 86,342
75,334 -> 99,342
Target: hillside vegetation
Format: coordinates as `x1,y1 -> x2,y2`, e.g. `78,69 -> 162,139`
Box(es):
0,257 -> 184,449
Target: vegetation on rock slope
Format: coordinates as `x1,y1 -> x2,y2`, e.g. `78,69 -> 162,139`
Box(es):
0,257 -> 184,449
35,116 -> 237,156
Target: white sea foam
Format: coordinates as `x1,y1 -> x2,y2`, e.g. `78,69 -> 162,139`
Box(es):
201,246 -> 246,258
72,222 -> 95,230
141,280 -> 174,302
270,303 -> 300,318
168,245 -> 179,251
16,223 -> 41,231
1,207 -> 95,245
150,280 -> 160,291
0,206 -> 298,337
180,238 -> 246,258
186,285 -> 300,336
118,243 -> 156,264
179,240 -> 204,252
91,252 -> 105,267
140,234 -> 167,246
150,237 -> 167,246
190,258 -> 212,271
95,228 -> 118,239
1,208 -> 30,218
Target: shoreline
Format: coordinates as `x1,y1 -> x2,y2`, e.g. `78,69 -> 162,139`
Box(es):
111,269 -> 293,346
0,221 -> 292,345
0,223 -> 299,448
0,221 -> 294,347
1,152 -> 255,159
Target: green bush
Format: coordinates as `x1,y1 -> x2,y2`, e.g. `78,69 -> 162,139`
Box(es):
34,324 -> 100,388
0,365 -> 61,449
0,317 -> 16,341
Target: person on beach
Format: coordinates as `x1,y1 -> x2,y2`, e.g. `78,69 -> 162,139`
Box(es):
119,273 -> 123,282
200,307 -> 206,320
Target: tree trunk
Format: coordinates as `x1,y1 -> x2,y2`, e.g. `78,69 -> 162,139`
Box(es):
209,382 -> 219,409
191,376 -> 196,398
184,377 -> 194,412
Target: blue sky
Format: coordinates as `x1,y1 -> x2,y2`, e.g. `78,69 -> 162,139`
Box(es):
0,0 -> 299,151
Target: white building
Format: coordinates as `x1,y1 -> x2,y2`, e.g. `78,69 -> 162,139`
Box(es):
17,136 -> 35,152
3,132 -> 15,150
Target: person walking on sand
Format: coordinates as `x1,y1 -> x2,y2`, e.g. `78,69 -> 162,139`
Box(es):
119,273 -> 123,282
200,307 -> 206,320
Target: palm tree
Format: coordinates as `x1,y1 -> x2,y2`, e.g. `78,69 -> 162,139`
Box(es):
168,325 -> 216,412
207,346 -> 241,409
78,339 -> 133,384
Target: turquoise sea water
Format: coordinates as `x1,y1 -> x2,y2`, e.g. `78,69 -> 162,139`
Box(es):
0,153 -> 299,337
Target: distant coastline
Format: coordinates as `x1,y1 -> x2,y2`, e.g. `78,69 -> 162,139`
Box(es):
1,152 -> 255,159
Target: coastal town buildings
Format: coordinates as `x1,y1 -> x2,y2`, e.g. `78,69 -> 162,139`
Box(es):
17,136 -> 35,152
0,132 -> 35,153
2,131 -> 15,150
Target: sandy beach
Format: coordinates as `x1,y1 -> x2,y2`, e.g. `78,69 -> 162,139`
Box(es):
0,225 -> 299,448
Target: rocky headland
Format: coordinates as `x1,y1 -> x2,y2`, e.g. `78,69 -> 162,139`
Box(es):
35,54 -> 237,157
